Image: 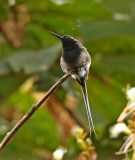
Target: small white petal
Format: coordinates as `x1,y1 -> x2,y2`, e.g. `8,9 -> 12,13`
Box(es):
72,125 -> 82,136
126,87 -> 135,101
113,13 -> 130,21
50,0 -> 71,5
53,147 -> 67,160
109,123 -> 131,138
8,0 -> 15,6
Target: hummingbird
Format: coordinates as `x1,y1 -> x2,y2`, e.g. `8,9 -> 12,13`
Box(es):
50,31 -> 97,137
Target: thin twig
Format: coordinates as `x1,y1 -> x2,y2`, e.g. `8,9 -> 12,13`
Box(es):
0,71 -> 72,153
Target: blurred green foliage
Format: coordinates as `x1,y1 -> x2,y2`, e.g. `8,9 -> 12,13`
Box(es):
0,0 -> 135,159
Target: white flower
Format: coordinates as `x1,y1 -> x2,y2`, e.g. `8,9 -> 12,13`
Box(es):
8,0 -> 15,6
71,125 -> 82,136
50,0 -> 71,6
109,123 -> 131,138
113,13 -> 130,21
126,87 -> 135,101
53,147 -> 67,160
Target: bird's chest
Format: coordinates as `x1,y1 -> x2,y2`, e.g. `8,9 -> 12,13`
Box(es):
63,48 -> 81,65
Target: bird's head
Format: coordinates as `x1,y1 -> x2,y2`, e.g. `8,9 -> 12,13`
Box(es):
50,31 -> 79,50
62,35 -> 76,47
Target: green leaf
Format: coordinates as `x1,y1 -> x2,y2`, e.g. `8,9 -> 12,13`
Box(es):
81,20 -> 135,41
24,44 -> 61,73
0,76 -> 27,102
0,60 -> 10,76
7,50 -> 34,73
0,44 -> 61,76
102,0 -> 134,14
99,55 -> 135,73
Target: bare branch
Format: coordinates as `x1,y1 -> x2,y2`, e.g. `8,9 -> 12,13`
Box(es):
0,71 -> 72,153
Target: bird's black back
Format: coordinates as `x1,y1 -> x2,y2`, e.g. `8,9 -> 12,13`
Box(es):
62,37 -> 84,65
63,47 -> 82,65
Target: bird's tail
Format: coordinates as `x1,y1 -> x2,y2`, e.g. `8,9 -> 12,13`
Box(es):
79,78 -> 97,138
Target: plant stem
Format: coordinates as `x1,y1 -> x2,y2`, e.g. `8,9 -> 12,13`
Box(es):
0,71 -> 72,153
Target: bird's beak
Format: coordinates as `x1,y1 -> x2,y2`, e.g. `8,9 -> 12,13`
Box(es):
49,31 -> 63,40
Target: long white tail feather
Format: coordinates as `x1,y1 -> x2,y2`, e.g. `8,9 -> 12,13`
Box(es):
81,80 -> 98,138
